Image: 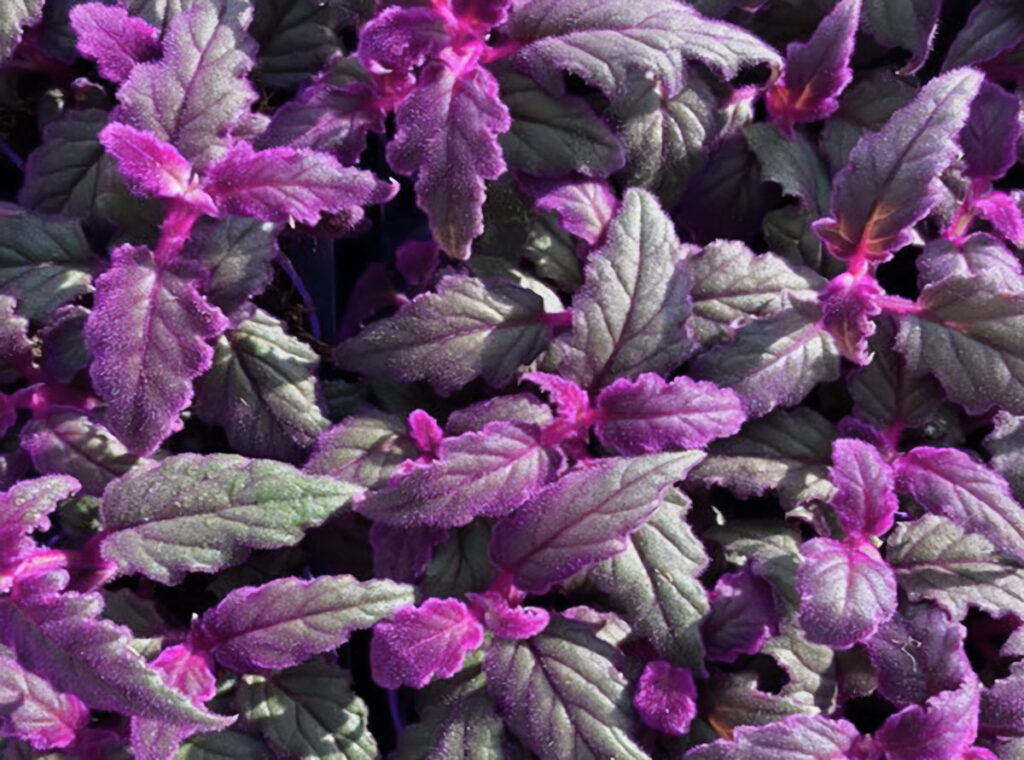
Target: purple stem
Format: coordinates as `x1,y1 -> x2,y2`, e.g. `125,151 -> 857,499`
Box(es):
387,689 -> 405,736
0,140 -> 24,170
275,250 -> 322,340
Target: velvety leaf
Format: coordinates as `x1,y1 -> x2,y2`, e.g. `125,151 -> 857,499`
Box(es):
861,0 -> 942,75
528,178 -> 617,246
897,273 -> 1024,414
99,454 -> 361,584
336,274 -> 554,396
761,626 -> 837,712
238,659 -> 375,760
848,316 -> 945,429
830,438 -> 898,538
84,245 -> 228,455
690,407 -> 837,511
195,574 -> 412,672
37,305 -> 90,384
18,109 -> 109,219
114,1 -> 260,170
701,671 -> 816,738
465,592 -> 550,640
633,660 -> 697,736
491,451 -> 704,593
20,410 -> 141,497
194,308 -> 329,464
205,142 -> 396,226
495,64 -> 626,178
702,568 -> 777,663
370,598 -> 484,689
0,295 -> 32,385
0,476 -> 79,570
887,514 -> 1024,620
744,125 -> 831,214
895,446 -> 1024,561
176,730 -> 273,759
304,412 -> 418,491
987,411 -> 1024,503
551,188 -> 693,389
484,616 -> 648,760
0,650 -> 88,751
594,373 -> 745,455
688,240 -> 824,348
813,68 -> 984,261
943,0 -> 1024,71
387,61 -> 510,259
766,0 -> 860,131
874,679 -> 980,760
507,0 -> 781,104
0,0 -> 43,63
445,394 -> 553,437
0,578 -> 231,728
249,0 -> 338,89
961,80 -> 1022,183
866,601 -> 970,707
69,3 -> 159,83
683,714 -> 861,760
979,663 -> 1024,740
796,537 -> 897,648
183,216 -> 278,320
589,490 -> 708,669
421,522 -> 498,599
690,302 -> 841,419
356,5 -> 448,76
610,68 -> 724,207
393,666 -> 514,760
0,208 -> 98,321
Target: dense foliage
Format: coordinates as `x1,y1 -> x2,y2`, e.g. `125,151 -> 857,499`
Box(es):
2,0 -> 1024,757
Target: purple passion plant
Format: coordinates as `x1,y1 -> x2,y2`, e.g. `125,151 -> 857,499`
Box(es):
3,0 -> 1024,757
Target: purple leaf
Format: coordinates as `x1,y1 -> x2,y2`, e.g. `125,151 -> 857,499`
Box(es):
961,80 -> 1022,183
357,5 -> 448,77
370,522 -> 448,583
944,0 -> 1024,71
507,0 -> 781,104
683,714 -> 862,760
98,123 -> 216,213
355,420 -> 556,528
484,615 -> 648,759
895,446 -> 1024,561
0,575 -> 231,728
84,245 -> 229,455
304,411 -> 419,491
69,3 -> 159,83
443,393 -> 554,436
830,438 -> 898,538
204,141 -> 397,226
767,0 -> 860,133
633,660 -> 697,736
888,514 -> 1024,621
593,373 -> 745,455
113,1 -> 260,170
465,591 -> 550,639
193,308 -> 329,464
387,60 -> 509,259
796,537 -> 897,648
336,274 -> 556,396
0,476 -> 79,573
690,302 -> 841,419
551,188 -> 695,390
818,271 -> 884,365
702,568 -> 778,663
0,649 -> 89,750
813,68 -> 984,263
20,409 -> 141,497
979,662 -> 1024,740
896,272 -> 1024,414
99,454 -> 363,584
974,191 -> 1024,248
370,597 -> 484,689
522,371 -> 590,426
490,451 -> 704,593
589,490 -> 709,669
916,234 -> 1024,292
874,678 -> 981,760
861,0 -> 943,75
527,177 -> 617,246
867,602 -> 971,707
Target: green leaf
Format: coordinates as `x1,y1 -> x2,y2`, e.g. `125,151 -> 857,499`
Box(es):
744,124 -> 831,214
587,490 -> 709,670
184,216 -> 278,318
177,731 -> 273,759
495,64 -> 625,177
690,407 -> 837,512
304,412 -> 417,491
336,274 -> 555,396
550,188 -> 694,389
484,616 -> 649,760
421,521 -> 498,598
862,0 -> 942,74
99,454 -> 361,583
195,308 -> 329,464
0,209 -> 99,321
250,0 -> 339,89
239,659 -> 377,760
897,274 -> 1024,414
